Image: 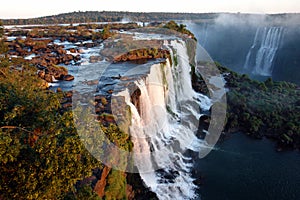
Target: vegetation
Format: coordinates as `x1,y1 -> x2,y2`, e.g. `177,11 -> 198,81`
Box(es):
0,28 -> 132,199
1,11 -> 219,25
0,59 -> 101,199
197,62 -> 300,150
163,21 -> 197,41
0,20 -> 8,55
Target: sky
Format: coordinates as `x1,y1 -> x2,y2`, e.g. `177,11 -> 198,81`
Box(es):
1,0 -> 300,19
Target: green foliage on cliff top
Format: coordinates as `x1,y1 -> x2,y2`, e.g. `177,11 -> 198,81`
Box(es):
163,21 -> 197,41
215,63 -> 300,149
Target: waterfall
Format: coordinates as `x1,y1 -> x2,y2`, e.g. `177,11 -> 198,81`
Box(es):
115,40 -> 211,200
243,28 -> 261,70
243,27 -> 284,76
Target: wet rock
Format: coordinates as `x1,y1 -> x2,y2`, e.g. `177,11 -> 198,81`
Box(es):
65,91 -> 73,98
69,48 -> 77,53
62,102 -> 72,109
63,74 -> 74,81
89,55 -> 103,63
46,65 -> 68,80
56,87 -> 62,93
86,80 -> 98,86
56,47 -> 67,55
131,88 -> 141,115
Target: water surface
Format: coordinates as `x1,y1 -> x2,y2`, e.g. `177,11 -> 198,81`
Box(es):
196,133 -> 300,200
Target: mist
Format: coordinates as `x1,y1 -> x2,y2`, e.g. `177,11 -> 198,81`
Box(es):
184,13 -> 300,85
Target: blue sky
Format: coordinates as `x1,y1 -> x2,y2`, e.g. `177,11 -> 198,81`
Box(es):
1,0 -> 300,19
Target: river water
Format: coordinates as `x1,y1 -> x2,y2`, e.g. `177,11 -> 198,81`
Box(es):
195,133 -> 300,200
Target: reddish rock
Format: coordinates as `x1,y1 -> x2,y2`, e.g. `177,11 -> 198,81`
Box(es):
57,47 -> 67,55
62,102 -> 72,109
69,48 -> 77,53
47,65 -> 68,80
63,74 -> 74,81
94,166 -> 111,198
44,74 -> 53,83
65,91 -> 73,98
56,87 -> 62,92
37,70 -> 45,79
126,184 -> 135,200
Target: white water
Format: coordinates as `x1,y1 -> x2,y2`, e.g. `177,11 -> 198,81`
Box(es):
243,28 -> 261,70
244,27 -> 284,76
116,40 -> 211,200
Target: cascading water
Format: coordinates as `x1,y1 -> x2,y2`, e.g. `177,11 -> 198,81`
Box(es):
115,40 -> 211,200
243,28 -> 261,70
243,27 -> 284,76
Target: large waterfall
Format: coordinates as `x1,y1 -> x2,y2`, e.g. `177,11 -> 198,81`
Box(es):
243,27 -> 284,76
115,40 -> 211,200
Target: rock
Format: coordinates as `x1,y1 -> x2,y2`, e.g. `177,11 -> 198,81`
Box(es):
69,48 -> 77,53
89,55 -> 103,63
113,48 -> 170,63
84,43 -> 95,48
62,102 -> 72,109
78,48 -> 84,53
65,91 -> 73,98
74,54 -> 81,62
126,184 -> 135,200
67,37 -> 77,43
56,87 -> 62,92
93,166 -> 111,198
63,74 -> 74,81
46,65 -> 68,80
101,114 -> 115,123
57,47 -> 67,55
37,70 -> 45,79
44,74 -> 53,83
86,80 -> 98,85
131,88 -> 141,114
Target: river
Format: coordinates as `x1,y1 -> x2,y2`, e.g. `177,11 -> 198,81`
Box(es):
195,133 -> 300,200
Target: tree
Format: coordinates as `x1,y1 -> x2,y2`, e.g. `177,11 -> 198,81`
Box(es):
0,20 -> 8,55
101,25 -> 113,40
0,62 -> 101,199
0,20 -> 3,37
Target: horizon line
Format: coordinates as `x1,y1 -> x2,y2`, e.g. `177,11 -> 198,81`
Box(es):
1,10 -> 300,20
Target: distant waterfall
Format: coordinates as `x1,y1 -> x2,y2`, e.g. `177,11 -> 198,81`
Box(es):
243,27 -> 284,76
116,40 -> 211,200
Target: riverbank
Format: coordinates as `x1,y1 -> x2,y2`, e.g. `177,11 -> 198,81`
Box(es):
193,61 -> 300,151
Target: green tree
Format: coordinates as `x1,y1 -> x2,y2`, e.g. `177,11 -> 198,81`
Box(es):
0,20 -> 3,37
101,25 -> 113,40
0,62 -> 101,199
0,20 -> 8,55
